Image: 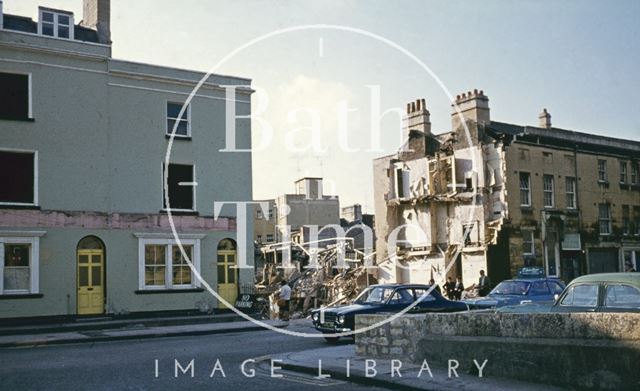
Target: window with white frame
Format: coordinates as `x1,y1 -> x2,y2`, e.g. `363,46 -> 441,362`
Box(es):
543,175 -> 554,208
519,172 -> 531,206
266,234 -> 274,242
598,203 -> 612,235
395,166 -> 410,199
566,177 -> 576,209
137,235 -> 202,290
166,102 -> 190,137
624,250 -> 638,272
623,205 -> 630,236
162,163 -> 195,211
620,161 -> 628,183
0,72 -> 31,121
256,209 -> 263,219
0,150 -> 37,206
634,206 -> 640,236
632,163 -> 638,185
0,233 -> 43,294
38,8 -> 74,39
598,159 -> 607,182
523,230 -> 535,255
256,235 -> 262,243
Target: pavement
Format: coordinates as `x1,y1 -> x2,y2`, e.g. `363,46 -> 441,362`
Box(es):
270,345 -> 567,391
0,313 -> 289,348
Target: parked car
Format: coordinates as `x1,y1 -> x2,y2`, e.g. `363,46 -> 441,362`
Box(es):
311,283 -> 468,342
463,267 -> 565,310
497,273 -> 640,313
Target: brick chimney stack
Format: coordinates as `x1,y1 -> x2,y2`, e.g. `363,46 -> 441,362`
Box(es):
403,98 -> 431,140
451,89 -> 490,131
539,108 -> 552,128
81,0 -> 110,45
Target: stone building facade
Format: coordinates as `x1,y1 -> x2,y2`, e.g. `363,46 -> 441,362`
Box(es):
495,113 -> 640,283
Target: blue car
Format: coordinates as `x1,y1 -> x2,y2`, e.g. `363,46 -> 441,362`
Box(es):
463,267 -> 565,310
311,283 -> 468,342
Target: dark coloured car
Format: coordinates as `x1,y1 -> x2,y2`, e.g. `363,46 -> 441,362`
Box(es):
463,267 -> 565,310
497,273 -> 640,313
311,283 -> 468,342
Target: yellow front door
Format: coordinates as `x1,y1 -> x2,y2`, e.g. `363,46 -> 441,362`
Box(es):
217,251 -> 238,309
77,250 -> 104,315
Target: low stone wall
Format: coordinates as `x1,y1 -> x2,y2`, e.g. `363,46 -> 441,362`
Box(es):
355,312 -> 640,390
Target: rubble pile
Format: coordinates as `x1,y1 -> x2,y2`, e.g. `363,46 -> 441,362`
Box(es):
254,241 -> 376,319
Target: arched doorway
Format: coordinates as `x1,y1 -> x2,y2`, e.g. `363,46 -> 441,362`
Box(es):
77,236 -> 105,315
217,238 -> 238,309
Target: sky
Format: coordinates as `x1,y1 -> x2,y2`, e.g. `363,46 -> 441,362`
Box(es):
6,0 -> 640,213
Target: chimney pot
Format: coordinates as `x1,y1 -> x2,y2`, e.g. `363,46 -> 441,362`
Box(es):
538,108 -> 552,128
403,97 -> 431,138
451,89 -> 491,131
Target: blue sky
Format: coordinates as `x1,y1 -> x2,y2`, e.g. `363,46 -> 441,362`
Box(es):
7,0 -> 640,212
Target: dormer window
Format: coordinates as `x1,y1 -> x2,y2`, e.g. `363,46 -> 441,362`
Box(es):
38,8 -> 74,40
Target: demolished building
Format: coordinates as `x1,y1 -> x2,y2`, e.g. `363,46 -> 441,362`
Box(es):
373,92 -> 507,289
374,90 -> 640,288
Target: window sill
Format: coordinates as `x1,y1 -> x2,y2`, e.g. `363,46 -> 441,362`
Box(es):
159,209 -> 199,216
597,180 -> 609,188
0,293 -> 43,300
0,204 -> 41,210
165,134 -> 192,141
0,117 -> 35,122
520,206 -> 533,213
135,288 -> 204,295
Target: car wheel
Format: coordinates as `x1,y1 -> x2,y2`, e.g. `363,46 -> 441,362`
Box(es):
323,336 -> 340,343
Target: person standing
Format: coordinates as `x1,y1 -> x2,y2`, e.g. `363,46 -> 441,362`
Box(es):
428,278 -> 442,294
443,277 -> 455,299
277,280 -> 291,321
453,277 -> 465,300
478,270 -> 492,297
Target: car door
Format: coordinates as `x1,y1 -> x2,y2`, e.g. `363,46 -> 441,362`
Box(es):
412,288 -> 444,312
552,283 -> 600,313
601,284 -> 640,313
386,288 -> 416,313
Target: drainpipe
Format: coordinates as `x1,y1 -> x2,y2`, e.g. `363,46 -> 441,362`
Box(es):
573,145 -> 584,275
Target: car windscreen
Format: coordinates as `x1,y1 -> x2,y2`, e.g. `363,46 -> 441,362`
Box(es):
353,287 -> 394,304
490,281 -> 530,296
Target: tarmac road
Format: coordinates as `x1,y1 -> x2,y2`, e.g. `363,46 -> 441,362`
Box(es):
0,320 -> 384,391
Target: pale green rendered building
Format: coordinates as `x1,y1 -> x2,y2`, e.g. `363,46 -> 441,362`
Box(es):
0,0 -> 254,319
